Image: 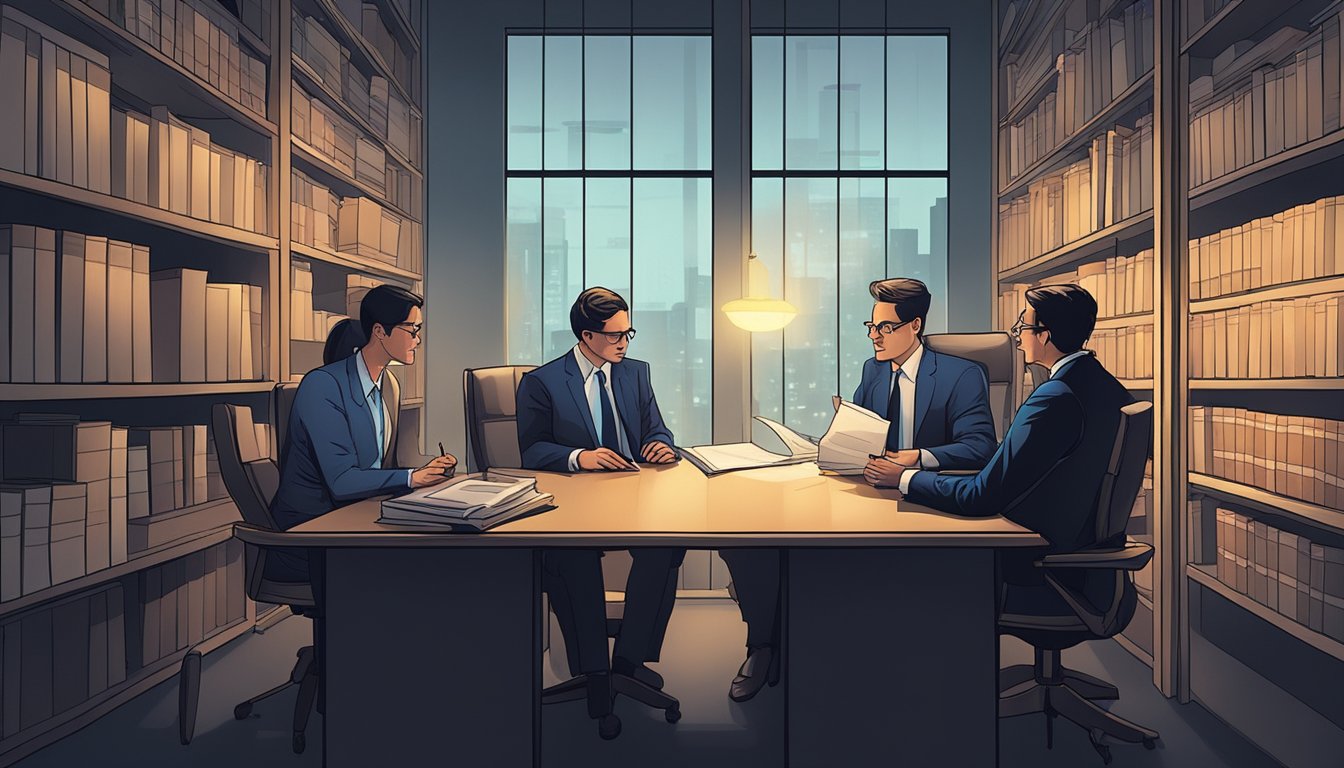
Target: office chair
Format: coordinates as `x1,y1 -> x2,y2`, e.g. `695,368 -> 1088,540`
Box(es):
463,366 -> 682,737
997,401 -> 1160,764
924,332 -> 1021,439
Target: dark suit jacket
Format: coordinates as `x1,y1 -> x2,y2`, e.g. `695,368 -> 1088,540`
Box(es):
516,351 -> 674,472
905,353 -> 1134,554
270,355 -> 406,531
852,346 -> 997,470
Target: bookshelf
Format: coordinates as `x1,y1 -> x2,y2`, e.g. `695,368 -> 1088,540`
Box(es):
0,1 -> 426,763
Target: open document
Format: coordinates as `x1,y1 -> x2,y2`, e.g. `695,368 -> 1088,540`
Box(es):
379,472 -> 555,531
680,416 -> 819,476
816,400 -> 890,475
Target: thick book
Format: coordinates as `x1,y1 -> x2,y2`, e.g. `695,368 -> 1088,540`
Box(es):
379,473 -> 555,531
681,416 -> 819,476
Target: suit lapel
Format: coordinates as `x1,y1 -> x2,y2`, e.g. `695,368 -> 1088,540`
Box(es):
563,353 -> 600,447
913,347 -> 937,439
344,356 -> 379,463
382,368 -> 400,467
870,362 -> 893,419
612,364 -> 641,452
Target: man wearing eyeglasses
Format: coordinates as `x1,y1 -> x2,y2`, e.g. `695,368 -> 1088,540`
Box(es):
719,277 -> 997,703
515,287 -> 684,739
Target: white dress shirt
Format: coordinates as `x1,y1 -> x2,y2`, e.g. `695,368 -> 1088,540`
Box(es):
355,351 -> 411,486
567,346 -> 633,471
886,342 -> 938,470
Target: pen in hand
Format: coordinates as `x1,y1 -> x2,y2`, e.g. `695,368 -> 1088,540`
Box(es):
439,441 -> 456,479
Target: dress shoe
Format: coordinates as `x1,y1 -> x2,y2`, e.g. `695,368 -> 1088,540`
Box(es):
729,645 -> 779,702
613,657 -> 664,690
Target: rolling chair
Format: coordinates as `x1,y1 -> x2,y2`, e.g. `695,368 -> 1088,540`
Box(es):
463,365 -> 682,738
997,401 -> 1160,764
923,331 -> 1021,440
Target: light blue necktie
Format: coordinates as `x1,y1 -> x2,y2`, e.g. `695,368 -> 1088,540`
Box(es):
370,385 -> 385,467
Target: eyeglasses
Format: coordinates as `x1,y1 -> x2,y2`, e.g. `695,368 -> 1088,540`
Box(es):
863,319 -> 913,336
394,322 -> 423,338
591,328 -> 637,343
1009,314 -> 1047,338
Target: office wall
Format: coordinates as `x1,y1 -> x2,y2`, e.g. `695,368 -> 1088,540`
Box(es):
424,0 -> 992,459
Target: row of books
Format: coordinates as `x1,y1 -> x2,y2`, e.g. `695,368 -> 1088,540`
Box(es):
1189,195 -> 1344,301
998,114 -> 1153,269
998,247 -> 1155,331
293,83 -> 383,193
1190,406 -> 1344,511
0,582 -> 126,739
1001,0 -> 1153,182
1188,11 -> 1343,187
111,105 -> 271,233
1211,506 -> 1343,642
130,540 -> 247,671
0,8 -> 112,194
1188,292 -> 1344,380
292,171 -> 422,270
331,0 -> 418,100
292,11 -> 419,166
77,0 -> 268,119
1090,323 -> 1153,381
291,169 -> 342,251
151,267 -> 264,384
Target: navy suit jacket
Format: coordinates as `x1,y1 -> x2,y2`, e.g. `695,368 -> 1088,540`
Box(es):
516,351 -> 675,473
905,353 -> 1135,554
852,347 -> 997,470
270,355 -> 408,531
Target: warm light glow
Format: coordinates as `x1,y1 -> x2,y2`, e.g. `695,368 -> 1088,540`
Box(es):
723,253 -> 798,332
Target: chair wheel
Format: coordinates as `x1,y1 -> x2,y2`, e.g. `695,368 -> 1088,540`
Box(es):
293,732 -> 306,754
597,713 -> 622,740
1144,737 -> 1157,750
665,705 -> 681,723
234,703 -> 253,720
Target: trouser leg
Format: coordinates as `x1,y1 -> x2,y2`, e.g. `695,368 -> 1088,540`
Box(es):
612,548 -> 685,665
542,550 -> 609,677
720,548 -> 782,648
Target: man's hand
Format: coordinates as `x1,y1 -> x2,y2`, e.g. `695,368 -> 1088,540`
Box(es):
412,455 -> 457,488
863,455 -> 906,489
578,447 -> 638,471
884,449 -> 922,467
640,440 -> 678,464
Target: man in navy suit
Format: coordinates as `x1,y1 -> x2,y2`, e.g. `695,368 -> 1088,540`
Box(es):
889,284 -> 1134,593
721,278 -> 998,702
269,285 -> 457,578
515,287 -> 683,738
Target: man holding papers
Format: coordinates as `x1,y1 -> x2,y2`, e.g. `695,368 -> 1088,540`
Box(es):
723,278 -> 997,703
515,287 -> 684,738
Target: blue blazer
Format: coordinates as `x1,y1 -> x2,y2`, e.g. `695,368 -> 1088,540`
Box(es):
516,352 -> 675,473
852,347 -> 997,470
270,355 -> 408,531
905,353 -> 1135,553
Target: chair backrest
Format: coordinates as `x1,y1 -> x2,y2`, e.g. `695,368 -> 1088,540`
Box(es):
1095,401 -> 1154,544
271,382 -> 301,463
463,365 -> 536,470
923,332 -> 1021,440
211,403 -> 280,531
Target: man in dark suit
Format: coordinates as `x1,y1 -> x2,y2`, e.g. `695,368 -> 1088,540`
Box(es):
890,284 -> 1134,592
721,278 -> 998,702
515,287 -> 683,738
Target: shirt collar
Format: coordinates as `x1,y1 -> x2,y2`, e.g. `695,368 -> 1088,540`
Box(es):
1050,350 -> 1092,379
572,345 -> 612,383
354,349 -> 384,399
891,341 -> 925,380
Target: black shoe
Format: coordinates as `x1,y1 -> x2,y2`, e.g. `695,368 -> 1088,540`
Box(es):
729,645 -> 776,703
613,657 -> 664,690
586,673 -> 613,719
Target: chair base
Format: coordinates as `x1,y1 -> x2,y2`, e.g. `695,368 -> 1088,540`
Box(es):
229,646 -> 320,754
999,663 -> 1119,701
542,672 -> 682,736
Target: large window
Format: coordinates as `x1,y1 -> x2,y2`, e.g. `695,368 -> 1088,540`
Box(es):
506,35 -> 713,445
751,35 -> 949,439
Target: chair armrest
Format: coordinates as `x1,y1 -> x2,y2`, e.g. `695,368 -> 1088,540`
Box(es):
936,469 -> 979,476
1036,543 -> 1153,571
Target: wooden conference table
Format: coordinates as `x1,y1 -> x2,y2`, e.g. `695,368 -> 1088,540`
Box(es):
235,461 -> 1045,766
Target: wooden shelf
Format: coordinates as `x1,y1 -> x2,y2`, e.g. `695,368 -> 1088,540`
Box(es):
1182,0 -> 1337,59
1190,275 -> 1344,314
1117,379 -> 1154,390
301,0 -> 420,115
0,616 -> 253,767
1188,473 -> 1344,534
0,169 -> 279,252
1093,311 -> 1155,330
1190,129 -> 1344,213
293,57 -> 422,177
402,396 -> 424,407
998,210 -> 1154,283
0,511 -> 237,621
0,381 -> 275,401
1189,378 -> 1344,391
291,137 -> 421,224
999,70 -> 1154,198
1187,563 -> 1344,662
291,240 -> 422,283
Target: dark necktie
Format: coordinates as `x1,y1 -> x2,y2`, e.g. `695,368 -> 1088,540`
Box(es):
596,369 -> 622,456
884,370 -> 903,453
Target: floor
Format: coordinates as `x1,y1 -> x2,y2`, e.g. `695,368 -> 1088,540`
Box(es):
16,598 -> 1280,767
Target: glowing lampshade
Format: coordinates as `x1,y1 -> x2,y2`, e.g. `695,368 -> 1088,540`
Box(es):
723,253 -> 797,332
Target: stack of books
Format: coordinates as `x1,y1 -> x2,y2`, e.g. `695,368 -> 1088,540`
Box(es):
380,473 -> 554,531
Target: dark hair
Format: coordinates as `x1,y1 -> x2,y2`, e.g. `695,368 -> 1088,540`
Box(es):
869,278 -> 932,337
360,284 -> 424,342
570,287 -> 629,340
1025,284 -> 1097,354
323,318 -> 367,365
